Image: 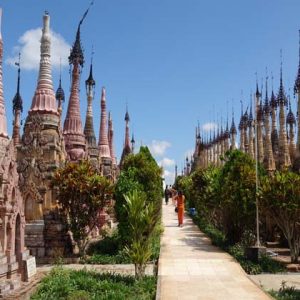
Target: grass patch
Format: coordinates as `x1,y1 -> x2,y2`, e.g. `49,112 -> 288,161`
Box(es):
192,214 -> 285,275
81,250 -> 131,264
31,267 -> 156,300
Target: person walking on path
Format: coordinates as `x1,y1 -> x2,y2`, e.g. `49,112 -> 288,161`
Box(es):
164,185 -> 169,205
175,190 -> 185,227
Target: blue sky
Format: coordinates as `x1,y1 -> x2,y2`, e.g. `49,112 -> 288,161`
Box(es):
1,0 -> 300,184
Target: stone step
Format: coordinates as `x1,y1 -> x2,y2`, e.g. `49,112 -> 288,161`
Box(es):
265,241 -> 280,248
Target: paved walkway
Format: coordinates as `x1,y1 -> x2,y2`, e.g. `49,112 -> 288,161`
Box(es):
250,273 -> 300,291
156,203 -> 272,300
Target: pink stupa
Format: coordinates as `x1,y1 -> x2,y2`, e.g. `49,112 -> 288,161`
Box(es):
29,12 -> 58,116
63,23 -> 86,161
98,87 -> 111,159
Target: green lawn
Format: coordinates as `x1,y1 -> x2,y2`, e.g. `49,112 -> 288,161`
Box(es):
31,267 -> 156,300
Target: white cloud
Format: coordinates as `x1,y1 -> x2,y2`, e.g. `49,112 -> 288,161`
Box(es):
6,28 -> 70,71
148,140 -> 171,157
159,157 -> 175,167
202,122 -> 218,132
163,169 -> 175,184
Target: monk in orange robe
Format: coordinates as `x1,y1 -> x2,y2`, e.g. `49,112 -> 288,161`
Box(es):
176,190 -> 185,227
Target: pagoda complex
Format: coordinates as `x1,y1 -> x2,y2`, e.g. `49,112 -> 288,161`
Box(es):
0,5 -> 129,261
191,42 -> 300,173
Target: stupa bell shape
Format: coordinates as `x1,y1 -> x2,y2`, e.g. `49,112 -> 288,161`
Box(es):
29,13 -> 58,115
0,8 -> 8,138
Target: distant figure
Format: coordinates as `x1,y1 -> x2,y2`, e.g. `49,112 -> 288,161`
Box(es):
171,187 -> 177,206
175,190 -> 185,227
164,185 -> 169,205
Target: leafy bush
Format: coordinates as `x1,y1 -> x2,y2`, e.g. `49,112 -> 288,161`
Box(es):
260,171 -> 300,263
115,147 -> 162,245
52,160 -> 114,256
217,150 -> 258,244
87,233 -> 120,256
31,267 -> 157,300
83,224 -> 162,266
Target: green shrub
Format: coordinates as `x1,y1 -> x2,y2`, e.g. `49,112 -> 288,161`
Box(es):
260,171 -> 300,263
87,234 -> 120,256
115,147 -> 162,245
31,267 -> 157,300
81,249 -> 131,264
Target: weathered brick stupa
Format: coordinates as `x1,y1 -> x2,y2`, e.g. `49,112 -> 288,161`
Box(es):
17,12 -> 67,258
63,13 -> 87,162
0,8 -> 35,296
84,61 -> 99,166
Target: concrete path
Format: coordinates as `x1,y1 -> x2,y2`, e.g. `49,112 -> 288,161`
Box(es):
156,203 -> 272,300
250,273 -> 300,291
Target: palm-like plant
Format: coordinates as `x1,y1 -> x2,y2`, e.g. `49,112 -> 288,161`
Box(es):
123,190 -> 157,279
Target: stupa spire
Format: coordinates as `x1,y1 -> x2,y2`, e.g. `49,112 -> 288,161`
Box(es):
131,133 -> 135,153
63,6 -> 93,161
98,87 -> 111,158
277,55 -> 291,168
230,107 -> 237,150
108,112 -> 117,166
56,60 -> 65,120
30,12 -> 57,115
248,95 -> 255,159
84,58 -> 96,147
239,100 -> 245,152
120,106 -> 132,167
124,106 -> 131,148
286,96 -> 296,161
264,74 -> 275,172
12,53 -> 23,145
0,8 -> 8,138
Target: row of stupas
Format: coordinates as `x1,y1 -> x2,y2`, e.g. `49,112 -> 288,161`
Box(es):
0,7 -> 134,265
191,37 -> 300,174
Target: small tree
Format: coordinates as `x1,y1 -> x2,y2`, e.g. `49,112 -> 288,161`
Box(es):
260,171 -> 300,263
115,146 -> 162,244
218,150 -> 258,244
52,160 -> 114,256
123,190 -> 157,279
